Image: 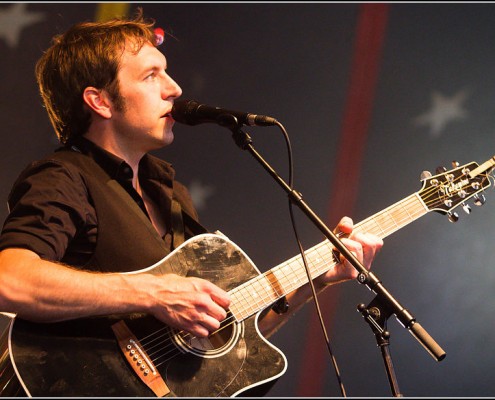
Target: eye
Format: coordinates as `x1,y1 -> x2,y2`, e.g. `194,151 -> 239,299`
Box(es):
145,72 -> 156,81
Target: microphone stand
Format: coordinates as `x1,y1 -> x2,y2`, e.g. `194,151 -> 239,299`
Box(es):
225,120 -> 446,396
357,297 -> 403,397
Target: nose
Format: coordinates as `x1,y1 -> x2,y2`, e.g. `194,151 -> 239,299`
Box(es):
163,73 -> 182,99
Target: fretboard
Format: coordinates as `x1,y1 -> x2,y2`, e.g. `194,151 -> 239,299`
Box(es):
228,193 -> 428,321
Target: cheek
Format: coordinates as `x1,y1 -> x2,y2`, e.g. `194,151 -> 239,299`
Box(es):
118,86 -> 161,123
123,98 -> 156,122
136,94 -> 160,116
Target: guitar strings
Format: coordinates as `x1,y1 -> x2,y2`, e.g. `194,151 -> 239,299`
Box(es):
419,170 -> 491,213
135,246 -> 332,364
140,236 -> 357,366
136,197 -> 437,365
137,247 -> 338,366
139,180 -> 475,366
132,169 -> 493,369
136,311 -> 241,367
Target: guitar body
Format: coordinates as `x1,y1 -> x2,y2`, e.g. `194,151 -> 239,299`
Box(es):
6,234 -> 288,397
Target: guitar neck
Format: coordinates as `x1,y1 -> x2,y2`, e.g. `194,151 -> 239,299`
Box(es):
229,192 -> 428,321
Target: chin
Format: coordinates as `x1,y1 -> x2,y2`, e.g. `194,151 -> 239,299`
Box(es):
143,134 -> 174,153
161,132 -> 174,147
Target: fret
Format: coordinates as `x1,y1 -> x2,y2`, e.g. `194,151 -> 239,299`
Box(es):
356,194 -> 427,239
228,289 -> 250,319
310,243 -> 333,277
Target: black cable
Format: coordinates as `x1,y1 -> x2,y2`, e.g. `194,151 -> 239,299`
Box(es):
274,120 -> 347,397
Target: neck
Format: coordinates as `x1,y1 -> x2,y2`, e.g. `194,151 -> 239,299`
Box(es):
83,130 -> 144,179
134,174 -> 142,194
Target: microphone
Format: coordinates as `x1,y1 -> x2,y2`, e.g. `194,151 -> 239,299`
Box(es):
171,99 -> 278,127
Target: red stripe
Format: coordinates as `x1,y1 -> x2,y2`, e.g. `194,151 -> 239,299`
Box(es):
296,4 -> 389,396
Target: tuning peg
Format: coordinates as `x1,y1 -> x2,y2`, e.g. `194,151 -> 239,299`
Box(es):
462,203 -> 472,214
420,171 -> 432,180
447,211 -> 459,223
474,194 -> 486,206
452,160 -> 460,168
436,166 -> 447,174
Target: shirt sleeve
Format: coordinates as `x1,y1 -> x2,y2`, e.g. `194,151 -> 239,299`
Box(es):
0,159 -> 93,261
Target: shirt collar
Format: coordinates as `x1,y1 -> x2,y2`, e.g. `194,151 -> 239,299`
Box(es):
68,136 -> 176,184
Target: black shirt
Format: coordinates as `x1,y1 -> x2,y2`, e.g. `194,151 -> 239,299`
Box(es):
0,137 -> 197,265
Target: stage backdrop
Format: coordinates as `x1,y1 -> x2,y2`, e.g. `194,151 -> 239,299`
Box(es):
1,2 -> 494,397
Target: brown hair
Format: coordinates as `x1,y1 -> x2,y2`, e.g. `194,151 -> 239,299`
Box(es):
35,8 -> 158,144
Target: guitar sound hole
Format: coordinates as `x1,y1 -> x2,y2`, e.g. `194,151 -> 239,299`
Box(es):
174,318 -> 243,358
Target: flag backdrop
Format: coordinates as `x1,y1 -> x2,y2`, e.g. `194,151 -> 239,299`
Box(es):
1,2 -> 495,397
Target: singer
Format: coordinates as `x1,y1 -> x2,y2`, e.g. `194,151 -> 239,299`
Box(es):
0,8 -> 382,397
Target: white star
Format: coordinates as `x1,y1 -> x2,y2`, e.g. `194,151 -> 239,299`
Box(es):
188,180 -> 215,211
0,3 -> 46,48
413,89 -> 470,138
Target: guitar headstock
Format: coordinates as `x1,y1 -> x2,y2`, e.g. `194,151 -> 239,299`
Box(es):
419,157 -> 495,221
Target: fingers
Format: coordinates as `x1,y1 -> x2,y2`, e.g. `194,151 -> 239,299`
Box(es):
190,299 -> 227,337
339,231 -> 383,270
154,275 -> 231,338
204,280 -> 231,310
324,216 -> 384,285
356,232 -> 383,268
335,216 -> 354,235
337,237 -> 363,278
339,236 -> 363,262
185,280 -> 231,337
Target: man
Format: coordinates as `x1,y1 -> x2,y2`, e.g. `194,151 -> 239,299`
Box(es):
0,9 -> 383,396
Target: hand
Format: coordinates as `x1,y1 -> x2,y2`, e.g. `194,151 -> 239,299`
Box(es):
147,274 -> 231,338
315,216 -> 383,289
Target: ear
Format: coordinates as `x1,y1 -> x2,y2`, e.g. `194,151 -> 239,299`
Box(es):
82,87 -> 112,119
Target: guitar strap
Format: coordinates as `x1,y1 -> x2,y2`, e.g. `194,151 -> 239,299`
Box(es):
170,196 -> 209,250
170,199 -> 185,250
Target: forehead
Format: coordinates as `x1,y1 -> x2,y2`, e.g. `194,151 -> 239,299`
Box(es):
119,41 -> 167,72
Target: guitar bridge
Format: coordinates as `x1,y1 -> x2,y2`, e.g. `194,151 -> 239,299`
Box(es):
112,320 -> 170,397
